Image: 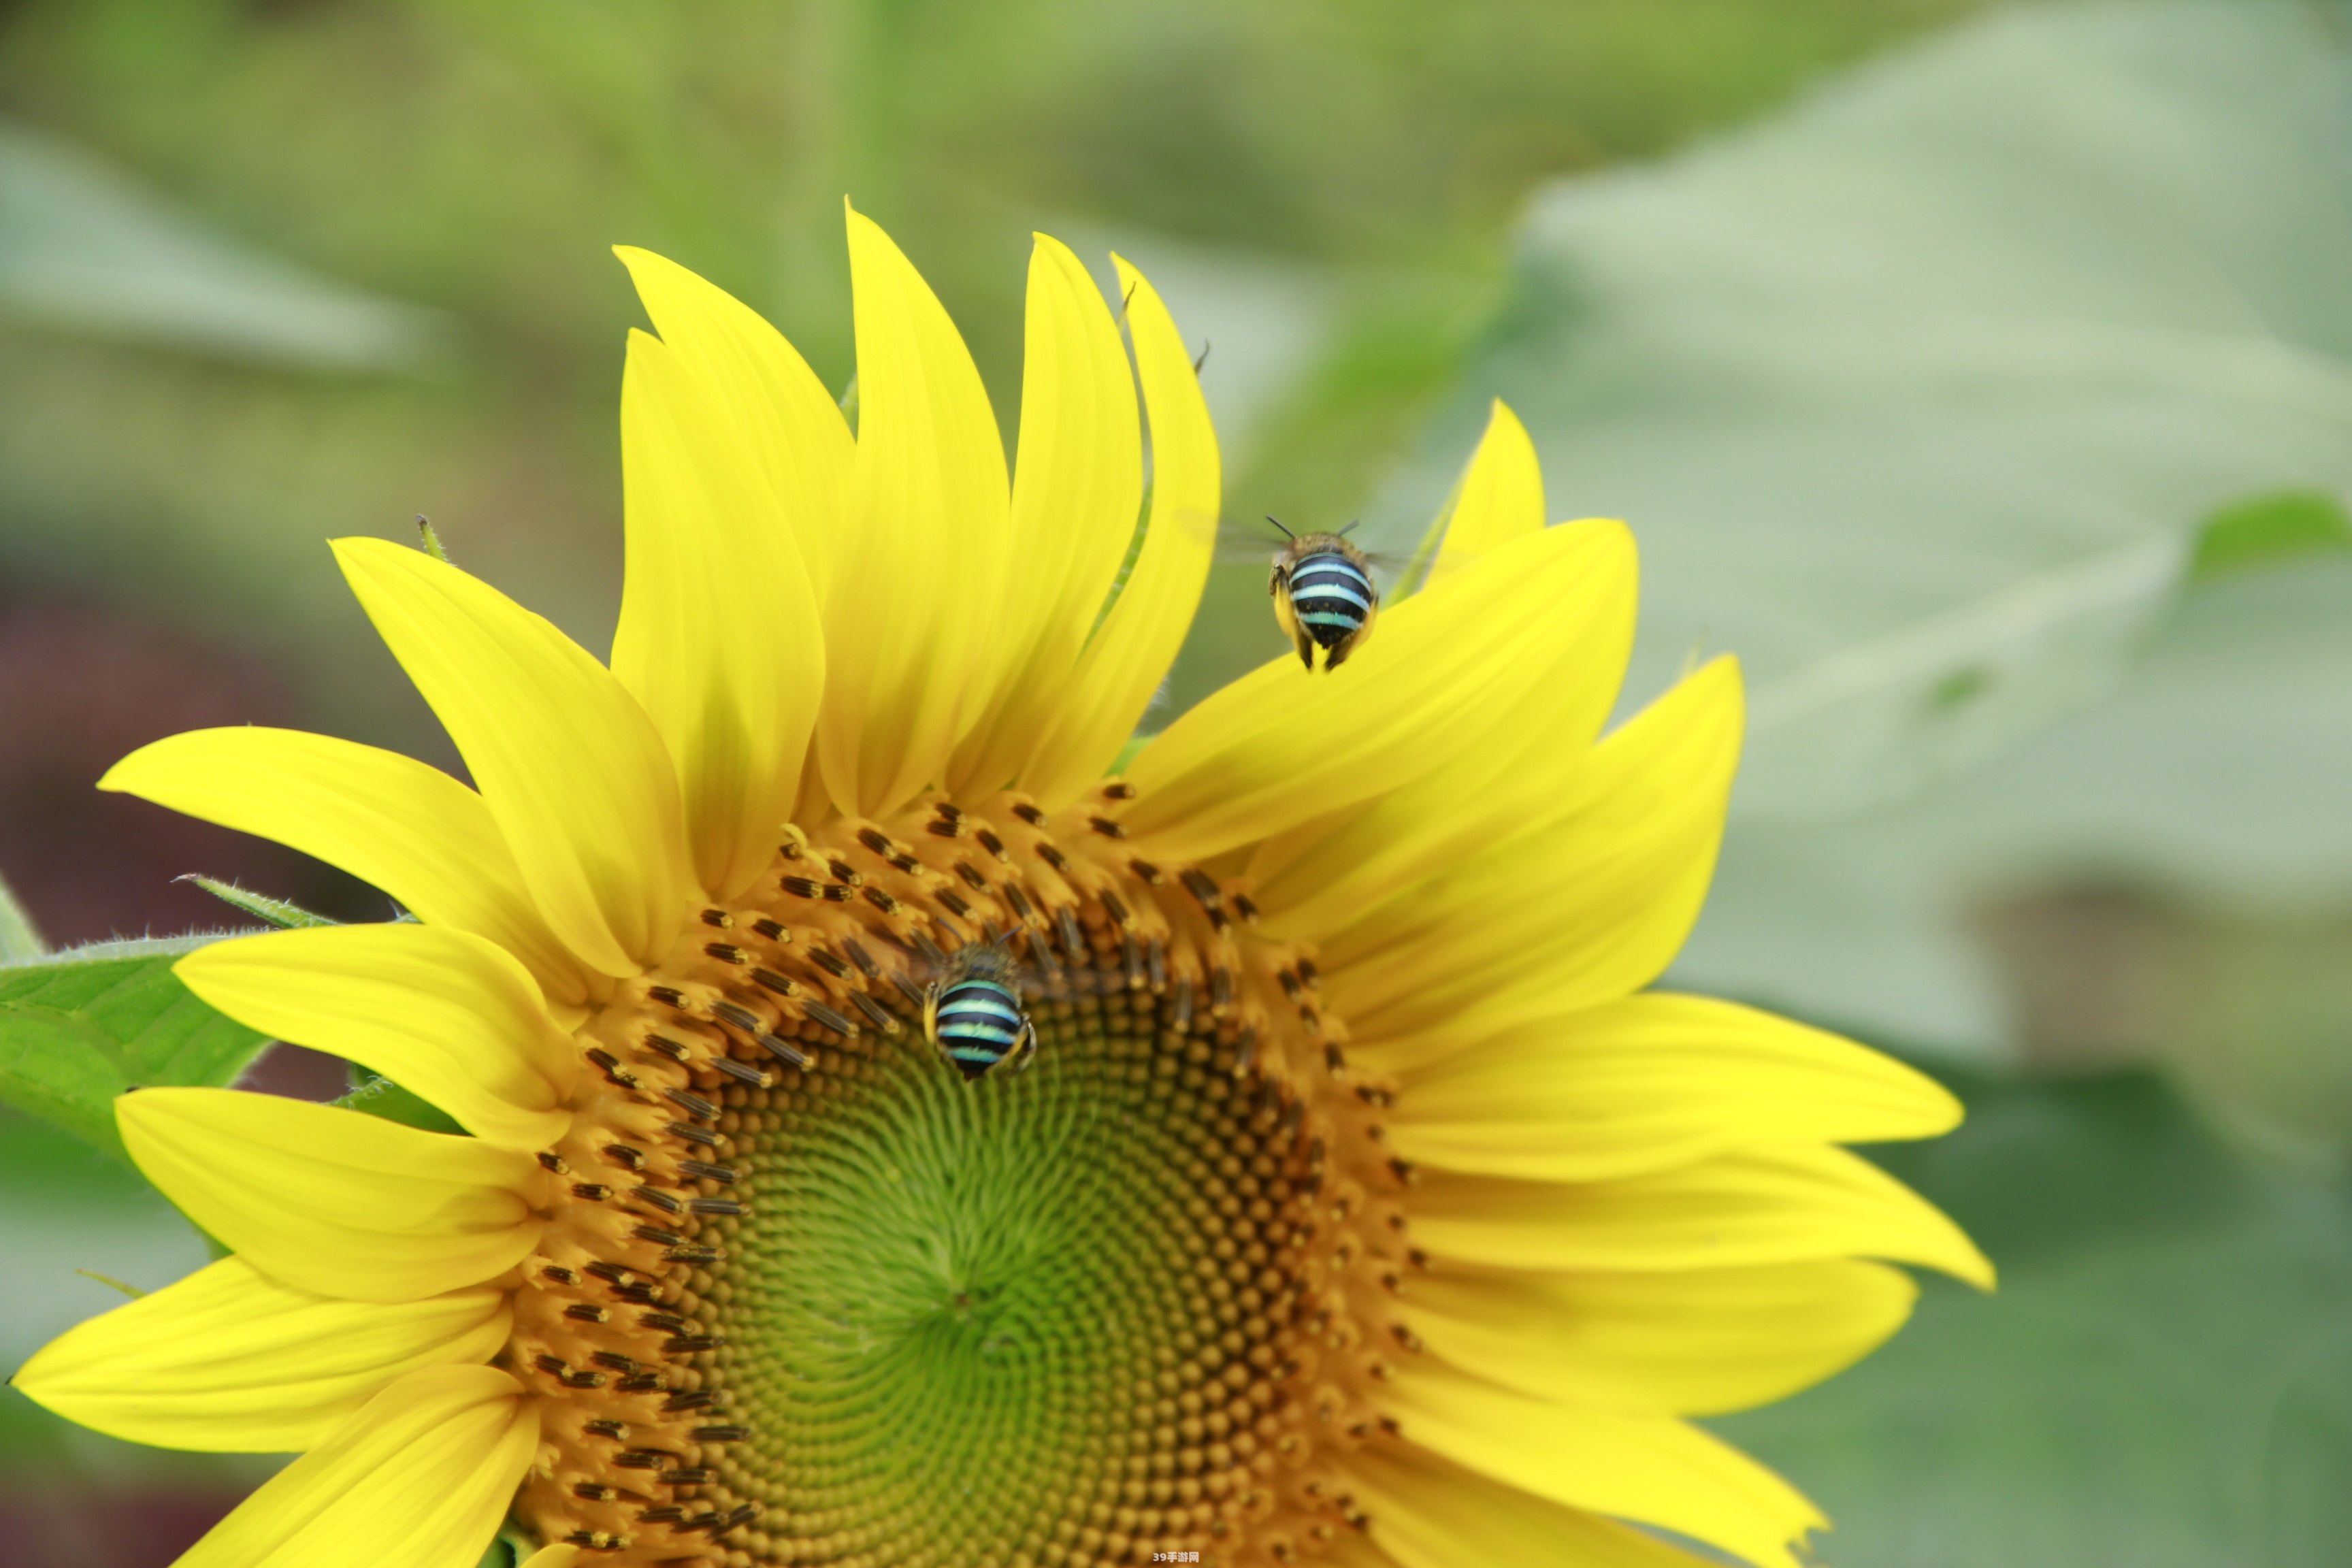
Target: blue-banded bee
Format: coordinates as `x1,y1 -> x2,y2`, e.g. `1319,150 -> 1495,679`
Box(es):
923,938 -> 1039,1081
1266,518 -> 1379,671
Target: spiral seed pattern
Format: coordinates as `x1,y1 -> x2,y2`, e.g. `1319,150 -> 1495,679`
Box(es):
508,789 -> 1410,1567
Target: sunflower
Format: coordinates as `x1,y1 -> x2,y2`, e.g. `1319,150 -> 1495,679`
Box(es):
11,207 -> 1987,1568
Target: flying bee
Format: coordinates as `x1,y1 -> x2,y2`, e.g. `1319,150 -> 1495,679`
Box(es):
923,936 -> 1039,1081
1264,517 -> 1382,671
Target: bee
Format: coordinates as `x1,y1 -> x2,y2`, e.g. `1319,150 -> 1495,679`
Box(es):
1266,517 -> 1379,671
923,937 -> 1039,1081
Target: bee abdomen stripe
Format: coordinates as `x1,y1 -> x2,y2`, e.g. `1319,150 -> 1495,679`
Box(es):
937,981 -> 1026,1051
941,1017 -> 1025,1047
1290,553 -> 1376,645
1292,564 -> 1371,593
939,985 -> 1022,1021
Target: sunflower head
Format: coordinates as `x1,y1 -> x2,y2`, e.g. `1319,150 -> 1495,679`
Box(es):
12,208 -> 1987,1568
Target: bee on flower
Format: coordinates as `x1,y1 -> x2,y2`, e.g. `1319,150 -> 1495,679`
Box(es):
12,208 -> 1984,1568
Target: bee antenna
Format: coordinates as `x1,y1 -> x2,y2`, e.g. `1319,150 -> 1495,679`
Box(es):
1336,520 -> 1360,538
1264,515 -> 1295,540
979,919 -> 1002,944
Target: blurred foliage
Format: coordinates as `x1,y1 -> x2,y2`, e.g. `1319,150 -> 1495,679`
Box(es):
0,0 -> 1983,758
0,1107 -> 265,1561
2190,489 -> 2352,583
1720,1062 -> 2352,1568
1381,0 -> 2352,811
0,121 -> 442,368
0,589 -> 391,950
1377,1 -> 2352,1100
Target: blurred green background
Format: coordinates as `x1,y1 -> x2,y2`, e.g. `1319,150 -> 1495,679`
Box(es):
7,0 -> 2352,1563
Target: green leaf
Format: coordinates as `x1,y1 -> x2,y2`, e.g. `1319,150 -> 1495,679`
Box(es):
338,1067 -> 465,1137
71,1268 -> 147,1299
2189,488 -> 2352,582
1682,550 -> 2352,1062
1380,0 -> 2352,816
0,121 -> 446,370
2263,1320 -> 2352,1568
0,866 -> 42,962
0,934 -> 270,1160
1714,1064 -> 2352,1568
1377,1 -> 2352,1060
176,874 -> 338,930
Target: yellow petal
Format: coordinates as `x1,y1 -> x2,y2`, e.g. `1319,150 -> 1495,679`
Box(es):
1400,1259 -> 1917,1418
817,206 -> 1013,818
1311,1531 -> 1395,1568
118,1089 -> 543,1305
1407,1142 -> 1995,1287
1381,1362 -> 1824,1568
1385,994 -> 1962,1181
1345,1439 -> 1704,1568
614,246 -> 853,600
1322,656 -> 1742,1042
11,1256 -> 506,1454
1245,527 -> 1636,937
99,727 -> 590,1015
176,1364 -> 537,1568
174,925 -> 579,1152
947,235 -> 1145,800
1423,399 -> 1546,593
333,538 -> 693,976
1016,257 -> 1222,809
1122,520 -> 1633,862
612,326 -> 825,899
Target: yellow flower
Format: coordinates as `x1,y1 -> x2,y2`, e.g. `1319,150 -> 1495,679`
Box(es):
12,208 -> 1987,1568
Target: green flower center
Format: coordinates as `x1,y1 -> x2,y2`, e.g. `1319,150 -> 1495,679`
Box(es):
512,803 -> 1354,1567
715,984 -> 1318,1564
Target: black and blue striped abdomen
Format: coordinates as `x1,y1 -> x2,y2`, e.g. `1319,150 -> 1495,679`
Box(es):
1288,551 -> 1375,649
933,977 -> 1032,1080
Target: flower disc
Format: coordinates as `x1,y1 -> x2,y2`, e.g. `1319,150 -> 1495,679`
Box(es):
516,802 -> 1373,1565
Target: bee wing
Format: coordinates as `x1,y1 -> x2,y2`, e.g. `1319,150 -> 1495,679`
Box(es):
913,927 -> 1152,1004
1007,928 -> 1158,1002
1203,515 -> 1284,567
1232,525 -> 1413,578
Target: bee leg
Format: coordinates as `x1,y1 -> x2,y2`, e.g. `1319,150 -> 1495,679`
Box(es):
1324,630 -> 1359,670
1007,1019 -> 1039,1076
